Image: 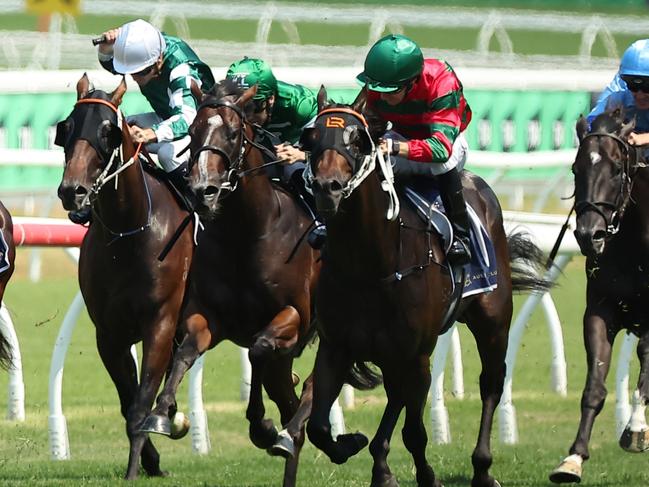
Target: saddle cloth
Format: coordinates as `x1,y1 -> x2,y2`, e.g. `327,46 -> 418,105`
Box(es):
403,181 -> 498,298
0,231 -> 10,274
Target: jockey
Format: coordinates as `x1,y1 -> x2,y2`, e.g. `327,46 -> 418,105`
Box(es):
357,34 -> 473,265
588,39 -> 649,147
226,57 -> 326,248
96,19 -> 215,205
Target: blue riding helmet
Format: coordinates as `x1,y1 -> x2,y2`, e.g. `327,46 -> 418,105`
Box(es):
620,39 -> 649,77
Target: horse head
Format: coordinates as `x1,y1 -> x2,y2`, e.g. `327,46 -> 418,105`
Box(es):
186,79 -> 257,219
56,73 -> 127,216
303,86 -> 385,219
572,108 -> 638,257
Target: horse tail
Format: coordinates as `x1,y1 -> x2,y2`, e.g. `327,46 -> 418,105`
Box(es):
507,230 -> 555,293
346,361 -> 383,391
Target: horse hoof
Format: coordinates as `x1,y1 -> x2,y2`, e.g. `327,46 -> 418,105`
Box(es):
169,411 -> 190,440
267,429 -> 295,459
370,474 -> 400,487
549,458 -> 582,484
619,427 -> 649,453
140,414 -> 171,437
292,371 -> 300,386
330,432 -> 368,464
250,419 -> 278,449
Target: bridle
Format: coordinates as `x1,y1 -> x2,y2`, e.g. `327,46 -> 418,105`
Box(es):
64,97 -> 151,240
574,130 -> 641,237
187,97 -> 282,197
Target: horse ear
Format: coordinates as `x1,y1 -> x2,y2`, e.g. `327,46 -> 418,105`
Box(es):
317,85 -> 328,111
77,72 -> 90,100
190,79 -> 205,104
238,84 -> 257,107
575,116 -> 589,142
351,87 -> 367,114
620,116 -> 636,139
110,76 -> 127,106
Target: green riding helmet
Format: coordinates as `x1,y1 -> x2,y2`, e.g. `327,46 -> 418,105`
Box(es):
226,57 -> 278,101
356,34 -> 424,92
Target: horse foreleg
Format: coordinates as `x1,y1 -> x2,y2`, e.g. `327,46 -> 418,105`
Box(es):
550,311 -> 615,484
307,339 -> 365,465
96,335 -> 155,480
270,373 -> 314,460
143,312 -> 213,438
247,306 -> 300,450
262,357 -> 304,487
467,317 -> 508,487
619,330 -> 649,452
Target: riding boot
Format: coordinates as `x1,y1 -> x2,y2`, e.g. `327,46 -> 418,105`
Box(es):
286,166 -> 327,250
438,167 -> 472,266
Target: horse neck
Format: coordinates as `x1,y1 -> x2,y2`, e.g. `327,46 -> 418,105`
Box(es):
228,145 -> 279,234
623,169 -> 649,250
326,172 -> 399,278
94,135 -> 149,233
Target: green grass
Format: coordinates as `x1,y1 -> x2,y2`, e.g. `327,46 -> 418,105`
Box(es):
0,250 -> 648,485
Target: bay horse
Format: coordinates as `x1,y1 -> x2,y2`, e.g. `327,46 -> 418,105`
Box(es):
302,87 -> 552,487
56,74 -> 194,479
0,200 -> 15,370
142,79 -> 320,487
550,108 -> 649,483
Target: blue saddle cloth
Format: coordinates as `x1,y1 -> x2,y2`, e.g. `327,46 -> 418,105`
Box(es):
404,180 -> 498,298
0,231 -> 10,274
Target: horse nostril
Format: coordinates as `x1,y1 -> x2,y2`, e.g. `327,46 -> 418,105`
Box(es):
204,186 -> 218,198
592,230 -> 606,242
328,180 -> 343,193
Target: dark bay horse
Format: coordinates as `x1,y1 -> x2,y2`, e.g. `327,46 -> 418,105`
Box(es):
0,201 -> 15,369
56,74 -> 194,479
142,79 -> 320,487
550,109 -> 649,484
303,88 -> 551,487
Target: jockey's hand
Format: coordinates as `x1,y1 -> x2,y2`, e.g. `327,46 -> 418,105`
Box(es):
379,139 -> 404,157
129,126 -> 157,144
98,28 -> 120,55
275,143 -> 305,164
628,132 -> 649,146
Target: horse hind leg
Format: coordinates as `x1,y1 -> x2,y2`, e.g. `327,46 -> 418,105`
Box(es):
466,313 -> 509,487
269,373 -> 313,460
619,331 -> 649,453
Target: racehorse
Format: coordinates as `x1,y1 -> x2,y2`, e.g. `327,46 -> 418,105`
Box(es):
550,108 -> 649,483
142,79 -> 320,487
56,74 -> 194,479
0,201 -> 15,370
302,87 -> 552,487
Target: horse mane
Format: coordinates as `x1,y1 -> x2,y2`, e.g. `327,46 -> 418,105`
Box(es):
205,78 -> 256,118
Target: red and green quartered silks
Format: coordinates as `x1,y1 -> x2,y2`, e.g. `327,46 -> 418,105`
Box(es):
367,58 -> 472,163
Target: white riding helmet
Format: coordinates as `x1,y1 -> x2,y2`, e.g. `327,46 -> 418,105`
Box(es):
113,19 -> 166,75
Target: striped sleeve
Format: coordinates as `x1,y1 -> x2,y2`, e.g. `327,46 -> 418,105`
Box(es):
152,64 -> 199,142
407,90 -> 462,162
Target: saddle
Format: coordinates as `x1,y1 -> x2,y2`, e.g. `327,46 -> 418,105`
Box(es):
403,181 -> 498,299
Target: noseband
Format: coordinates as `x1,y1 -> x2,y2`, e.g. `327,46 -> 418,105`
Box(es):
575,130 -> 640,237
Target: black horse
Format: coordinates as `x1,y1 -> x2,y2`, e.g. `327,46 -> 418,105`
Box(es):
0,200 -> 15,369
302,87 -> 552,487
550,109 -> 649,483
56,74 -> 195,479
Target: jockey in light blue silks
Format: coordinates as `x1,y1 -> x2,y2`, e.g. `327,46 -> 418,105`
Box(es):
588,39 -> 649,145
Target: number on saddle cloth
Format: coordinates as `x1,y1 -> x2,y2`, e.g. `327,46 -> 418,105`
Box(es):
403,180 -> 498,297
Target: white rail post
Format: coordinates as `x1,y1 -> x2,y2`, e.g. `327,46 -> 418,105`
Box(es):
188,354 -> 211,454
0,301 -> 24,421
48,290 -> 84,460
615,332 -> 638,438
450,325 -> 464,399
499,254 -> 570,444
430,324 -> 455,444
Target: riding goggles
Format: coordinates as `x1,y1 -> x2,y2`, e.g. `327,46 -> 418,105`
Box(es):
622,75 -> 649,94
